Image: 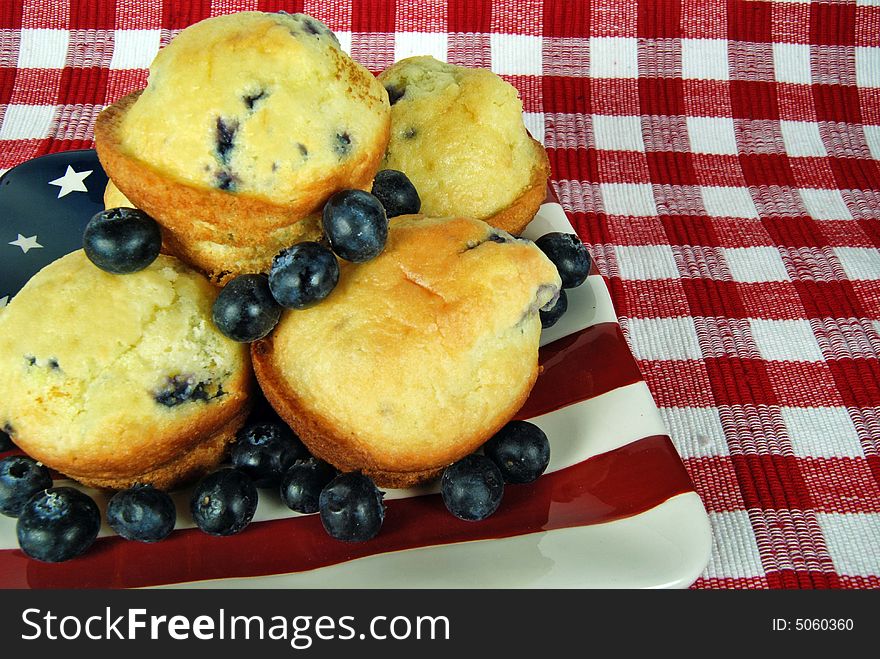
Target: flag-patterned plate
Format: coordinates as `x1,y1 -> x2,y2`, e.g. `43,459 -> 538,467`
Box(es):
0,150 -> 710,588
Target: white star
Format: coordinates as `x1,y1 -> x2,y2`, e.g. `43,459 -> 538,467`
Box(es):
0,296 -> 7,308
48,165 -> 92,198
9,234 -> 42,253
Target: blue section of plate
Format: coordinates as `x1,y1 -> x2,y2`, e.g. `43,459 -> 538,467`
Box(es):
1,150 -> 108,302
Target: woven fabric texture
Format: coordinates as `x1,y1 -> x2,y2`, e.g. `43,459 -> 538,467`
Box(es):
1,0 -> 879,589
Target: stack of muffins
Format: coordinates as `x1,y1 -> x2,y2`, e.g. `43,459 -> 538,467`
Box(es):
0,11 -> 558,492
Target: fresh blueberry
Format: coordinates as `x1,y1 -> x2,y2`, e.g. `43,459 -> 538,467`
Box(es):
319,472 -> 385,542
269,242 -> 340,309
371,170 -> 421,219
0,455 -> 52,517
231,421 -> 309,488
17,487 -> 101,562
106,484 -> 176,543
483,421 -> 551,484
212,273 -> 282,342
534,232 -> 592,289
190,468 -> 258,536
322,189 -> 388,262
83,207 -> 162,274
539,288 -> 568,329
281,457 -> 337,514
441,454 -> 504,521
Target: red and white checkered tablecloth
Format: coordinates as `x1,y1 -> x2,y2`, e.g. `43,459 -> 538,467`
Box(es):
1,0 -> 878,589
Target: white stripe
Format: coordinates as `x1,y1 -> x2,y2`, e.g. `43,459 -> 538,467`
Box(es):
160,493 -> 710,589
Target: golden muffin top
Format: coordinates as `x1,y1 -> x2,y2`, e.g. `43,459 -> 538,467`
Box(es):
0,252 -> 249,474
262,215 -> 561,472
378,56 -> 542,222
118,12 -> 390,204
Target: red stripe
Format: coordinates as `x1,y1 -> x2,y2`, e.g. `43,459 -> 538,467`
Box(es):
693,576 -> 770,589
448,0 -> 491,33
0,435 -> 693,588
351,0 -> 394,32
799,457 -> 880,514
70,0 -> 117,30
257,0 -> 305,14
0,0 -> 24,30
813,85 -> 862,125
728,0 -> 772,43
161,0 -> 212,30
637,0 -> 680,39
839,575 -> 880,589
638,359 -> 717,408
767,569 -> 841,590
519,322 -> 644,420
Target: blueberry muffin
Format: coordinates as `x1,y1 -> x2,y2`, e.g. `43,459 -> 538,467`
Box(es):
102,179 -> 323,279
378,57 -> 550,235
95,12 -> 388,283
0,251 -> 253,490
252,216 -> 561,487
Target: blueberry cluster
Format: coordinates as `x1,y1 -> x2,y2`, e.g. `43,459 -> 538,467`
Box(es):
440,421 -> 550,522
1,414 -> 390,561
0,455 -> 101,562
191,417 -> 385,543
533,232 -> 593,329
212,170 -> 421,344
0,452 -> 181,561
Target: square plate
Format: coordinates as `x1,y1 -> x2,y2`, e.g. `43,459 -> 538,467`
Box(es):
0,150 -> 711,588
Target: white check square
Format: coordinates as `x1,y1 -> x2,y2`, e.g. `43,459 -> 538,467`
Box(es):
724,247 -> 791,283
687,116 -> 738,155
703,511 -> 765,580
333,31 -> 352,54
681,39 -> 729,80
395,32 -> 447,62
589,37 -> 638,78
819,513 -> 880,576
615,244 -> 679,280
490,34 -> 542,76
799,188 -> 853,220
780,121 -> 827,157
109,30 -> 162,69
627,316 -> 702,361
600,183 -> 657,216
856,47 -> 880,88
660,406 -> 729,459
18,29 -> 69,69
0,104 -> 56,140
592,114 -> 645,151
701,186 -> 759,219
834,247 -> 880,280
750,319 -> 824,362
865,125 -> 880,160
773,43 -> 811,84
523,112 -> 545,143
781,407 -> 862,458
